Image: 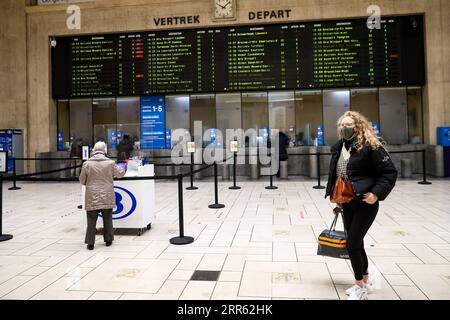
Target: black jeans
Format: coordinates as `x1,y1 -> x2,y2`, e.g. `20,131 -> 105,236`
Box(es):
85,209 -> 114,245
342,197 -> 378,281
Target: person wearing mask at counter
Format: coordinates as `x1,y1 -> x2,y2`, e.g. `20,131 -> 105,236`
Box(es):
325,111 -> 397,300
79,141 -> 126,250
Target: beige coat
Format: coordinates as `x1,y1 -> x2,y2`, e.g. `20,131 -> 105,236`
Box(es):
79,152 -> 125,211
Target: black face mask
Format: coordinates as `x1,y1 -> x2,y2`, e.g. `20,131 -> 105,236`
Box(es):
342,127 -> 355,141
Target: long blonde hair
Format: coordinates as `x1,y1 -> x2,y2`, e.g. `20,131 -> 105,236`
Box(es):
337,111 -> 386,153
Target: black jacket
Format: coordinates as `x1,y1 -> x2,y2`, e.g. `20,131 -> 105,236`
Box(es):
325,140 -> 398,201
279,132 -> 290,161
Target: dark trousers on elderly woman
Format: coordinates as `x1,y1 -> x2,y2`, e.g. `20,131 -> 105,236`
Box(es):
85,209 -> 114,245
342,197 -> 378,281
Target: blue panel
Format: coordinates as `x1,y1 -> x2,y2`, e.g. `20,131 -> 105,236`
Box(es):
57,131 -> 64,151
165,129 -> 172,149
140,96 -> 166,150
437,127 -> 450,147
0,132 -> 13,173
317,124 -> 324,146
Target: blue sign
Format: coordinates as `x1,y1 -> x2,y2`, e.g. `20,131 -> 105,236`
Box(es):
99,186 -> 137,220
107,129 -> 117,151
210,128 -> 217,147
57,131 -> 64,151
437,127 -> 450,147
165,129 -> 172,149
0,132 -> 13,173
140,96 -> 166,150
317,124 -> 324,146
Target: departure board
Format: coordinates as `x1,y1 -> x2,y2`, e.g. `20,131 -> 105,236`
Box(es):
51,15 -> 425,98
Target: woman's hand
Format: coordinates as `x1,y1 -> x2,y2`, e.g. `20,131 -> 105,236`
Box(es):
362,192 -> 378,204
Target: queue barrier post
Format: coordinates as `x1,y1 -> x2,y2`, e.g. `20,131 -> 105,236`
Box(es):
208,162 -> 225,209
0,174 -> 13,242
8,158 -> 21,190
170,174 -> 194,245
313,152 -> 325,189
418,149 -> 432,185
229,151 -> 241,190
186,152 -> 198,190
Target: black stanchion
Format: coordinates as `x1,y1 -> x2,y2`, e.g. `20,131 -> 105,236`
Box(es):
8,158 -> 21,190
265,173 -> 278,190
170,174 -> 194,245
229,152 -> 241,190
208,162 -> 225,209
78,158 -> 84,209
186,152 -> 198,190
0,174 -> 13,242
313,152 -> 325,189
418,149 -> 432,185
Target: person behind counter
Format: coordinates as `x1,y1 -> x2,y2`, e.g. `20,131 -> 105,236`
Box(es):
79,141 -> 126,250
117,134 -> 135,161
276,128 -> 290,178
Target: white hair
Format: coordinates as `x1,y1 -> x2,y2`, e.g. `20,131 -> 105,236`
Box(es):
93,141 -> 107,154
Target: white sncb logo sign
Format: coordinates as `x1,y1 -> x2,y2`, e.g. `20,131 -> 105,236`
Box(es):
38,0 -> 94,5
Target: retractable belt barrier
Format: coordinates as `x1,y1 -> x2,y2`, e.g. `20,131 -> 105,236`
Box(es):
4,155 -> 230,246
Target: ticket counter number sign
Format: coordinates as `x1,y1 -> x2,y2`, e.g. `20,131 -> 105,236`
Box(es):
187,142 -> 196,153
0,151 -> 6,173
82,146 -> 90,161
230,141 -> 238,152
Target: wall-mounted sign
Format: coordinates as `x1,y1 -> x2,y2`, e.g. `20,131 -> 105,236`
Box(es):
140,96 -> 166,150
248,9 -> 292,20
82,146 -> 90,160
154,15 -> 200,26
52,15 -> 425,99
38,0 -> 94,5
0,151 -> 6,174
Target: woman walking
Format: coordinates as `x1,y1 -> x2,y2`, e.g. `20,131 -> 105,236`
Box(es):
325,111 -> 397,300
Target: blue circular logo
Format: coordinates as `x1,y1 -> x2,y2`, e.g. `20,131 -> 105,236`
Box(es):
98,186 -> 137,220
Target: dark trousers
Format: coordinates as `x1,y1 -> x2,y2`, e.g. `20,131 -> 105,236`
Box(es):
85,209 -> 114,245
342,197 -> 378,281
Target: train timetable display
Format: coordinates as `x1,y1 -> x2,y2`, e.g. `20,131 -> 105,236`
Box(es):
51,15 -> 425,98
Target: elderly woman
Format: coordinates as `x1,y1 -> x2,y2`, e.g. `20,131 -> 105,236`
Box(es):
325,111 -> 397,300
79,141 -> 125,250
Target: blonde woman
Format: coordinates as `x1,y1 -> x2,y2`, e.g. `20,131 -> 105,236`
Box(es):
325,111 -> 397,300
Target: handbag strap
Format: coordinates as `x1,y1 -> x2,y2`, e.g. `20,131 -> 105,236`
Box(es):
328,214 -> 339,234
328,210 -> 348,237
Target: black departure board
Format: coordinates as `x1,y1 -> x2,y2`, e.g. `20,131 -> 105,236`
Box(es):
51,15 -> 425,98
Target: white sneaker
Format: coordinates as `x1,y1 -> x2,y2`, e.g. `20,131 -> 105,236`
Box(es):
365,278 -> 375,293
346,277 -> 375,296
345,284 -> 362,296
347,286 -> 368,300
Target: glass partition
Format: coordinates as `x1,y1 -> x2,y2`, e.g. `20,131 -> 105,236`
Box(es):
190,94 -> 216,147
295,90 -> 323,146
57,100 -> 70,150
379,87 -> 408,144
92,98 -> 117,153
268,91 -> 295,143
323,89 -> 350,145
242,92 -> 268,146
69,99 -> 93,147
407,87 -> 423,144
216,93 -> 242,148
350,88 -> 379,125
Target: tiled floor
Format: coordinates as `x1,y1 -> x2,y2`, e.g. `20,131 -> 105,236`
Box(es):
0,177 -> 449,300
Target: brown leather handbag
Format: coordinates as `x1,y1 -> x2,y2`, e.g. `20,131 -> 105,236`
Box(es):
330,177 -> 355,204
